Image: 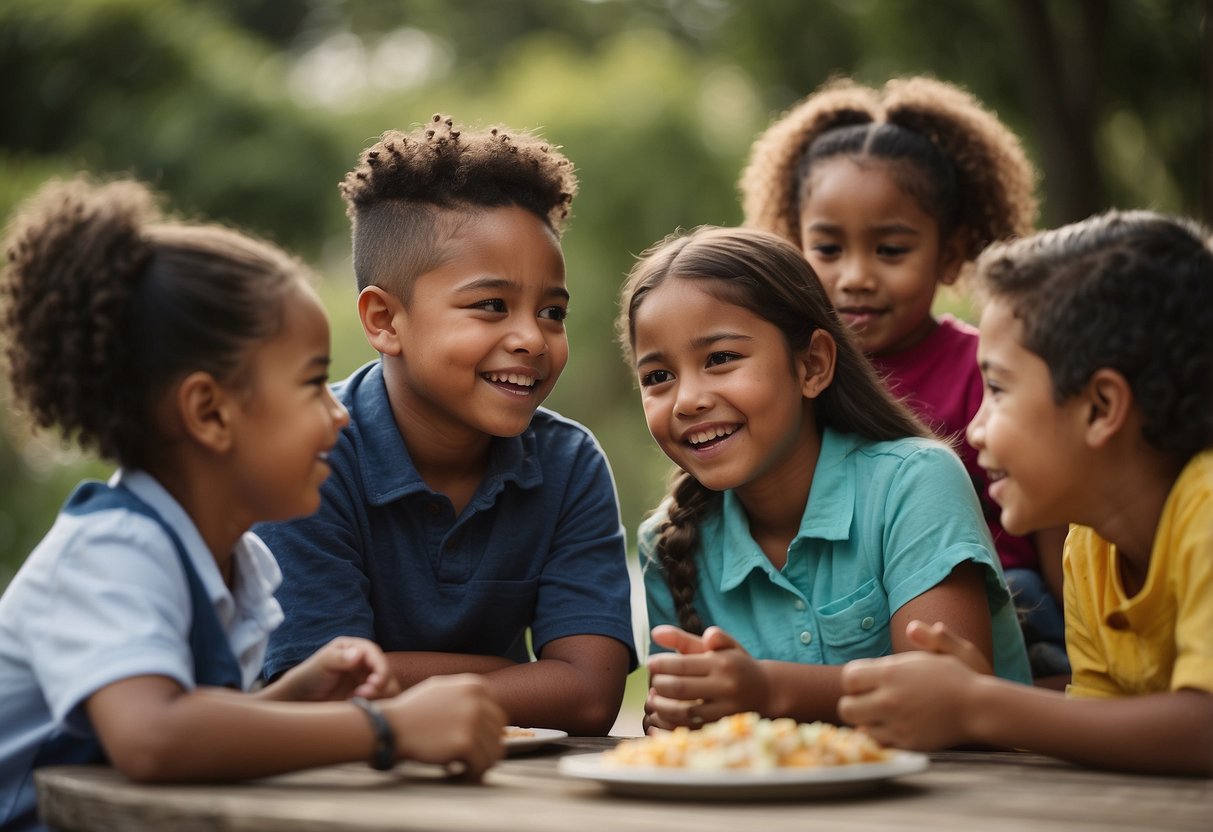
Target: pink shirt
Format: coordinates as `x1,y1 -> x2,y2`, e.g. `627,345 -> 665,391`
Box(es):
870,315 -> 1039,572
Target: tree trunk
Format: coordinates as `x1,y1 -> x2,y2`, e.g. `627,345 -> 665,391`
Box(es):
1012,0 -> 1108,226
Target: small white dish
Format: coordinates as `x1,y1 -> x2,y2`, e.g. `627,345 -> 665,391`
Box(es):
503,727 -> 569,754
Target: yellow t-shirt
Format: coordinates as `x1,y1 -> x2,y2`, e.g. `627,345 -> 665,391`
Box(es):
1064,448 -> 1213,698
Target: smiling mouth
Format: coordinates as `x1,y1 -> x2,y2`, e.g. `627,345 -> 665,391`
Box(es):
482,371 -> 541,397
685,425 -> 739,448
484,371 -> 537,387
837,306 -> 886,320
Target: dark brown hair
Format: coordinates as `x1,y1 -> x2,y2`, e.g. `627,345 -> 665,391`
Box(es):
339,114 -> 578,301
618,226 -> 931,633
1,176 -> 306,468
976,210 -> 1213,460
741,76 -> 1037,267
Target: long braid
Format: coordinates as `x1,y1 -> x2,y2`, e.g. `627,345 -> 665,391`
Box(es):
653,470 -> 720,635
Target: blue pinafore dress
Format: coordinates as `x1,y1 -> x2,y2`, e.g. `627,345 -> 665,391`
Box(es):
13,481 -> 243,832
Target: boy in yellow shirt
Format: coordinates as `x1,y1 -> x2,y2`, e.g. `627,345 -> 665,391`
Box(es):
838,210 -> 1213,775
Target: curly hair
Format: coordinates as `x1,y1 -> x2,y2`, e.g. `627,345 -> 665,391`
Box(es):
339,114 -> 578,300
740,76 -> 1038,265
976,210 -> 1213,461
617,226 -> 931,633
1,175 -> 306,468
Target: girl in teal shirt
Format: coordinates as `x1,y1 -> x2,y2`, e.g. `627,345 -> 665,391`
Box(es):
618,226 -> 1029,731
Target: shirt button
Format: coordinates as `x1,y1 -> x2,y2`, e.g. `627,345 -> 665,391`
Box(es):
1106,611 -> 1130,631
426,502 -> 440,516
794,599 -> 806,611
799,631 -> 812,645
860,616 -> 875,630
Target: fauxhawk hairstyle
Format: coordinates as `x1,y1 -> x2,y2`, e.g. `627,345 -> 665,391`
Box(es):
618,226 -> 932,633
741,76 -> 1038,265
1,175 -> 305,469
976,210 -> 1213,461
339,114 -> 578,300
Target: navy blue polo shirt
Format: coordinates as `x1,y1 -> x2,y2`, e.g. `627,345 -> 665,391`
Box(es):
258,361 -> 636,679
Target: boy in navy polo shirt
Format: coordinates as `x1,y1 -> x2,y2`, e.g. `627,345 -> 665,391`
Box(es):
257,116 -> 636,735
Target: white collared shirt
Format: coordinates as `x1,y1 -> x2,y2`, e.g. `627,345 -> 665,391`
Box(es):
0,470 -> 283,828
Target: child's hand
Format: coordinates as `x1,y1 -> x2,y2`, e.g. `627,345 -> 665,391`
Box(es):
274,637 -> 401,702
382,674 -> 506,779
645,625 -> 771,729
837,651 -> 977,750
905,619 -> 993,675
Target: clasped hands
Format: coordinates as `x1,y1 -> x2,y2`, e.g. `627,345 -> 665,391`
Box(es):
644,624 -> 772,733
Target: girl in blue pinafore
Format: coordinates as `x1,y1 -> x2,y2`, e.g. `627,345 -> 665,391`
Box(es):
617,226 -> 1029,732
0,177 -> 505,831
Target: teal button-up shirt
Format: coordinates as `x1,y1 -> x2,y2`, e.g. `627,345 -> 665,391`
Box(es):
641,428 -> 1031,683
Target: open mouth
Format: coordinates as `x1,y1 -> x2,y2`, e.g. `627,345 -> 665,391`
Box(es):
483,371 -> 538,395
684,424 -> 739,450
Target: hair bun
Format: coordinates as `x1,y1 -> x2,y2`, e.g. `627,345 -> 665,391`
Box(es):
2,176 -> 160,452
7,177 -> 157,285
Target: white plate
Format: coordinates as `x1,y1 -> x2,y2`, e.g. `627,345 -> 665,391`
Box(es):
557,749 -> 928,799
503,727 -> 569,754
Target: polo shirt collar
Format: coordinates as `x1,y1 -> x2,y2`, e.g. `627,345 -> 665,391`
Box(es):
798,427 -> 856,542
718,427 -> 856,592
353,362 -> 544,508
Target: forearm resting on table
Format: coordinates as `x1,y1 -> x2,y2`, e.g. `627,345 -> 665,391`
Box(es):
760,660 -> 847,723
964,677 -> 1213,775
87,680 -> 380,783
387,651 -> 519,688
388,638 -> 629,735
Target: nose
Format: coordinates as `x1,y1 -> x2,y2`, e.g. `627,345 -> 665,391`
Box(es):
673,374 -> 711,417
327,388 -> 350,431
835,254 -> 874,294
506,315 -> 547,356
966,396 -> 988,450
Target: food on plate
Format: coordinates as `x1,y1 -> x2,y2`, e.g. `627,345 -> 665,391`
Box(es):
603,712 -> 889,769
504,726 -> 536,739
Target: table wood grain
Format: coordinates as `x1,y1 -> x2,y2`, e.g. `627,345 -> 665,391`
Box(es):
36,736 -> 1213,831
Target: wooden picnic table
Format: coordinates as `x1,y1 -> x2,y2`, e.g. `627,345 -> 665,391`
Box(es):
36,735 -> 1212,831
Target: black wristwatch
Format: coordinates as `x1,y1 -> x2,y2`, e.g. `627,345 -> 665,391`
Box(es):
350,696 -> 396,771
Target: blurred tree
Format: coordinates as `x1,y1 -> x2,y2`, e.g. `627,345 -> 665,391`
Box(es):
0,0 -> 347,254
1,0 -> 1205,585
299,0 -> 1206,224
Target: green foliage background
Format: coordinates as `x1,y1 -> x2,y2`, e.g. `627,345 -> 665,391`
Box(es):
2,0 -> 1208,595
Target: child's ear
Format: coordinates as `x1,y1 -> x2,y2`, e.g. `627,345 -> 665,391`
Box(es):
358,286 -> 405,357
1081,368 -> 1134,448
938,229 -> 968,287
798,329 -> 837,400
176,371 -> 236,453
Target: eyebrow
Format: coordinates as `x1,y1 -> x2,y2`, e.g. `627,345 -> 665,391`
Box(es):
636,332 -> 752,367
454,276 -> 570,303
806,221 -> 921,236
